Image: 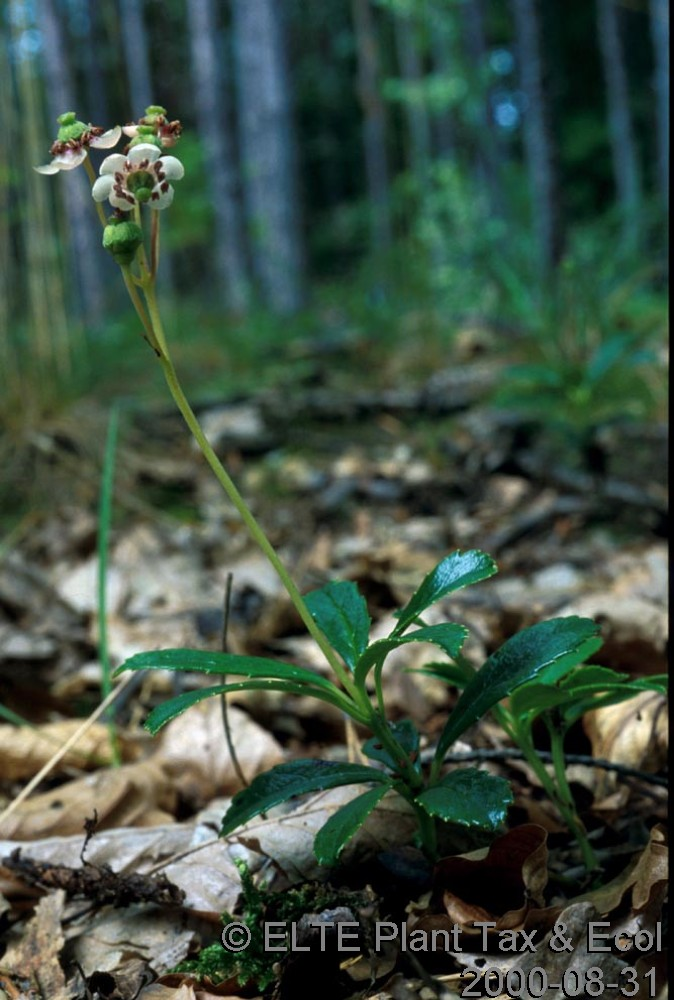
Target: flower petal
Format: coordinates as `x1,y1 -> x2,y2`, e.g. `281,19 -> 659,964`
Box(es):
91,125 -> 122,149
149,184 -> 174,210
91,175 -> 114,201
109,190 -> 137,210
128,143 -> 160,165
54,148 -> 87,170
34,162 -> 61,175
158,155 -> 184,181
122,124 -> 139,137
99,153 -> 127,175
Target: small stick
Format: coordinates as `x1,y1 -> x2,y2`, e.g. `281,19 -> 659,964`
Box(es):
422,746 -> 668,787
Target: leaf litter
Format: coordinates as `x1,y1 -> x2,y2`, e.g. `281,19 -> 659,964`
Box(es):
0,378 -> 667,998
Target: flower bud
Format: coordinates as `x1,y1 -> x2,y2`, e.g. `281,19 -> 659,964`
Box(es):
128,125 -> 163,151
102,217 -> 144,265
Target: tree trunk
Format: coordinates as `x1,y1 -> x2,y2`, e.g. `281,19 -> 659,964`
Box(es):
186,0 -> 250,312
428,2 -> 456,160
649,0 -> 668,208
596,0 -> 642,248
83,0 -> 111,125
232,0 -> 306,314
460,0 -> 504,217
38,0 -> 106,324
118,0 -> 153,117
351,0 -> 393,253
393,8 -> 432,183
511,0 -> 563,275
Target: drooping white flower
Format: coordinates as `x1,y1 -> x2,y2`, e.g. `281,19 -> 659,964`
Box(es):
91,143 -> 184,211
122,105 -> 182,149
35,113 -> 121,174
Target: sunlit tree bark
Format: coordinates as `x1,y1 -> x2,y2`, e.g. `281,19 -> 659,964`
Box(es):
187,0 -> 250,312
596,0 -> 641,248
351,0 -> 392,253
649,0 -> 669,209
39,0 -> 106,323
232,0 -> 305,314
511,0 -> 563,275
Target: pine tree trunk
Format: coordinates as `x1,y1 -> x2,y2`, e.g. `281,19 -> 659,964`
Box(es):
118,0 -> 153,117
596,0 -> 642,248
460,0 -> 504,218
428,3 -> 456,160
649,0 -> 669,208
38,0 -> 106,324
232,0 -> 306,314
393,8 -> 432,182
351,0 -> 392,253
511,0 -> 563,275
187,0 -> 250,312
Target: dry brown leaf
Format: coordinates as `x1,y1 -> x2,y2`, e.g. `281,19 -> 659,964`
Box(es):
68,906 -> 193,982
431,824 -> 549,934
157,701 -> 284,802
577,824 -> 668,918
0,720 -> 127,781
0,889 -> 70,999
0,759 -> 176,840
584,691 -> 668,799
0,812 -> 243,915
151,971 -> 257,998
509,900 -> 630,1000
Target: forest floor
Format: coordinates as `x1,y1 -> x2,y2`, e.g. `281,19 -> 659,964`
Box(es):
0,338 -> 668,1000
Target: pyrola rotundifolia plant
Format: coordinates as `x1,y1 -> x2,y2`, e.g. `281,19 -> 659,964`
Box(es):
36,107 -> 667,872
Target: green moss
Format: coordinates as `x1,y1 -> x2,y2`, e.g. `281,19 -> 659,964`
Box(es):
175,859 -> 369,990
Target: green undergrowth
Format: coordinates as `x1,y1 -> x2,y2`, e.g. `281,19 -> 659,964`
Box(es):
176,859 -> 370,989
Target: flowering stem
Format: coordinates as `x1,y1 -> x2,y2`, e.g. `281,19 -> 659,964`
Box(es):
139,282 -> 360,701
120,266 -> 160,351
133,205 -> 151,280
150,210 -> 160,279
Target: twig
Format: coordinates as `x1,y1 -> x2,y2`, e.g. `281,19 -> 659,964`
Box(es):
422,746 -> 668,787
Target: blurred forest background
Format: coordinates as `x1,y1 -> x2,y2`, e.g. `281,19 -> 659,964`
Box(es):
0,0 -> 668,519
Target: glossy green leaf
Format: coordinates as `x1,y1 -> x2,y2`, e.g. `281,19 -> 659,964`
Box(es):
304,580 -> 371,670
355,623 -> 468,685
509,683 -> 573,720
362,719 -> 420,772
560,678 -> 667,727
434,616 -> 602,762
219,760 -> 392,838
143,678 -> 353,734
314,785 -> 390,866
410,660 -> 474,686
114,648 -> 339,694
560,665 -> 630,690
416,769 -> 513,830
394,550 -> 497,635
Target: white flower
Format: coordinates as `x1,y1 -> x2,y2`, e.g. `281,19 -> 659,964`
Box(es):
35,125 -> 122,175
91,143 -> 184,211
